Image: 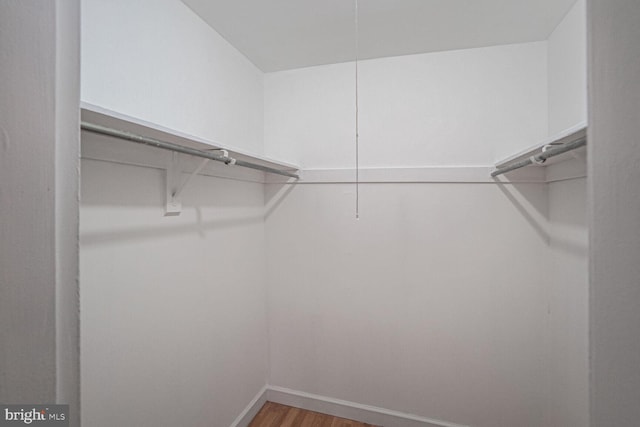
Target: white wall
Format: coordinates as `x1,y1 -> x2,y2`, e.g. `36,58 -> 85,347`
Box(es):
0,4 -> 80,425
78,4 -> 593,427
265,182 -> 550,427
548,0 -> 587,134
588,0 -> 640,424
265,42 -> 548,168
263,35 -> 591,427
81,0 -> 264,155
0,0 -> 57,404
544,2 -> 589,426
264,46 -> 552,425
546,176 -> 589,427
80,150 -> 269,427
80,2 -> 270,423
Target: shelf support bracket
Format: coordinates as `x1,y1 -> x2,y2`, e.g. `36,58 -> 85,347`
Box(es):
165,155 -> 215,216
173,158 -> 211,200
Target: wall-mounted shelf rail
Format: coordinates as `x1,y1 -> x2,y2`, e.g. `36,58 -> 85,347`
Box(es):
80,102 -> 300,180
81,121 -> 299,179
491,123 -> 587,178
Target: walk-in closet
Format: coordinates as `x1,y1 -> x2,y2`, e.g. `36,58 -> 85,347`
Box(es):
2,1 -> 639,427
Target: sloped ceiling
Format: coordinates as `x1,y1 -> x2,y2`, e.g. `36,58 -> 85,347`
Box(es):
182,0 -> 578,72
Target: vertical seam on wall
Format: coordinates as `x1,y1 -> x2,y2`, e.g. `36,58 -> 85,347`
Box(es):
262,182 -> 273,385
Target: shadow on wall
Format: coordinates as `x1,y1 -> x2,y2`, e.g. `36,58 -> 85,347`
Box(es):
494,181 -> 550,245
80,208 -> 264,246
549,234 -> 588,258
80,158 -> 266,245
494,174 -> 588,258
80,155 -> 264,208
547,177 -> 588,258
266,175 -> 555,246
264,180 -> 297,219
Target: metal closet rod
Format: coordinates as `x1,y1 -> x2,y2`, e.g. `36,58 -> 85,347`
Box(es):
81,122 -> 299,179
491,137 -> 587,178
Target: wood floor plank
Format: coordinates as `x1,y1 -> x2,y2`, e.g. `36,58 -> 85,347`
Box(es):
264,403 -> 289,427
249,402 -> 378,427
320,413 -> 335,427
301,411 -> 326,427
280,408 -> 304,427
248,402 -> 273,427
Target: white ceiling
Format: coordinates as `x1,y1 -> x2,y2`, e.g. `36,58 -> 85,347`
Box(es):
181,0 -> 578,72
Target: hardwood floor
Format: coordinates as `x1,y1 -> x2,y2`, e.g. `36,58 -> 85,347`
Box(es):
248,402 -> 378,427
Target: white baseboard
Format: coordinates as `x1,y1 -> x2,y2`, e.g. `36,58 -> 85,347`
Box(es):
265,385 -> 470,427
229,384 -> 471,427
229,385 -> 269,427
